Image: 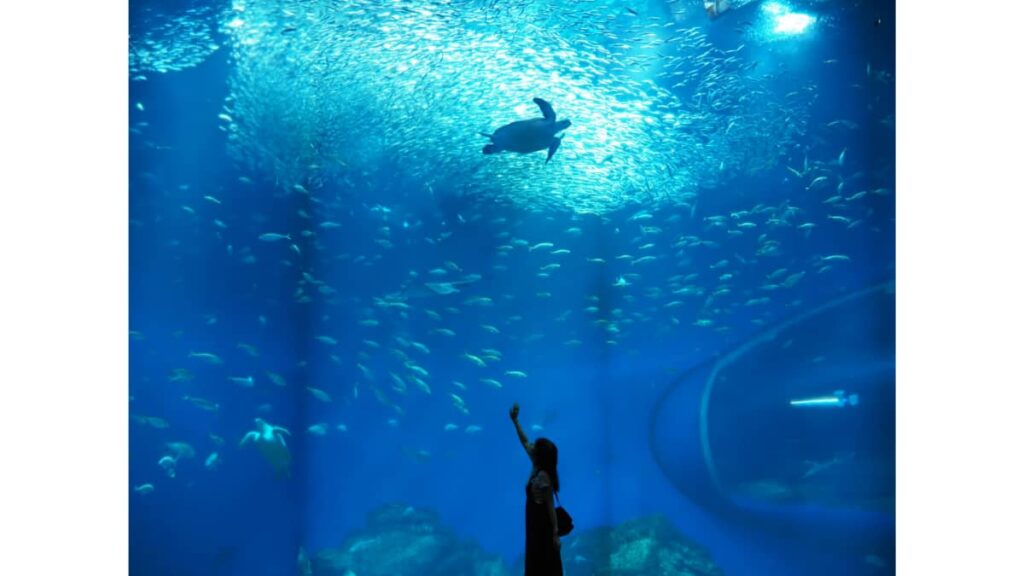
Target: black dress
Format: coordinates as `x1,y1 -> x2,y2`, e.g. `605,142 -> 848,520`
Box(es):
524,471 -> 564,576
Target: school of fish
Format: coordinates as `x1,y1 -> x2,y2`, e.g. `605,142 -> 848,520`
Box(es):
129,0 -> 894,494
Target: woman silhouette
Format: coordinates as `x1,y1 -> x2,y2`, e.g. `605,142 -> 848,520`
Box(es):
510,403 -> 564,576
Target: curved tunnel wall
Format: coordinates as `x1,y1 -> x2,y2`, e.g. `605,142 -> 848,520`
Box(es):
650,283 -> 895,553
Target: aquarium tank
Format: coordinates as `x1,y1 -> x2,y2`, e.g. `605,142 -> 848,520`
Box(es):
129,0 -> 895,574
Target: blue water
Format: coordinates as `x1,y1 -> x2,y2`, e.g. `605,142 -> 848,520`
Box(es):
130,0 -> 895,574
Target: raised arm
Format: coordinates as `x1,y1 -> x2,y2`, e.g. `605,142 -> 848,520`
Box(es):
509,403 -> 533,460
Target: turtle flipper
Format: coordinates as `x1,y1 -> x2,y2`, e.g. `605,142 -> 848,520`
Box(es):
546,137 -> 562,163
533,98 -> 556,121
271,425 -> 290,446
240,431 -> 258,447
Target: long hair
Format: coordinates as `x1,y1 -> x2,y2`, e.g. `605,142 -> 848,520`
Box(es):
532,438 -> 560,493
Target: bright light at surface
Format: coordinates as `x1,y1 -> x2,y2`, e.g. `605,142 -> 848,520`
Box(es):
760,1 -> 816,36
774,13 -> 814,34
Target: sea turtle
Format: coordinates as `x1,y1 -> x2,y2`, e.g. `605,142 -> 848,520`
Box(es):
481,98 -> 571,163
240,418 -> 292,477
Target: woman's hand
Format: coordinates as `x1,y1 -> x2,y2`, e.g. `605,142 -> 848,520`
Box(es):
552,532 -> 561,550
509,403 -> 520,421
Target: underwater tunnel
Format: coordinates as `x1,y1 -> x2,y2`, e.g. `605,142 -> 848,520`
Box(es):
650,283 -> 895,554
